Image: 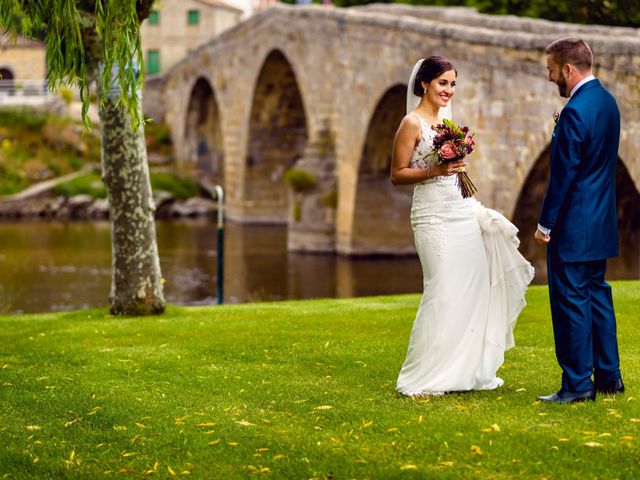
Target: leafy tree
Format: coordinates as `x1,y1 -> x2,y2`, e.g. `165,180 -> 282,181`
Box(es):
0,0 -> 166,315
293,0 -> 640,27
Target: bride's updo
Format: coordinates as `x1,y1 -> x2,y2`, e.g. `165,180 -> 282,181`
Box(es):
413,56 -> 457,96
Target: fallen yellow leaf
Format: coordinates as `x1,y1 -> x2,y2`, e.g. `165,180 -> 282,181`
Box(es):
557,438 -> 570,442
620,436 -> 634,441
470,445 -> 483,455
315,405 -> 334,410
167,465 -> 176,476
135,423 -> 145,429
584,442 -> 603,447
236,420 -> 255,427
438,461 -> 454,467
273,454 -> 285,460
400,465 -> 417,471
195,422 -> 216,427
208,439 -> 220,445
25,425 -> 41,431
228,442 -> 239,446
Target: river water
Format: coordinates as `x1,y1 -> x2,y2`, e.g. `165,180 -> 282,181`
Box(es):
0,220 -> 428,314
1,220 -> 636,315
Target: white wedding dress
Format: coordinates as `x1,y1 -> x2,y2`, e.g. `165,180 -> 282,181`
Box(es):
396,114 -> 535,396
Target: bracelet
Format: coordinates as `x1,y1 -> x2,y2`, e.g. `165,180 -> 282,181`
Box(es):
425,165 -> 433,179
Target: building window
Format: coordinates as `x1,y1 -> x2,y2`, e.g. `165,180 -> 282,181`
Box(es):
148,10 -> 159,25
147,50 -> 160,75
187,9 -> 200,26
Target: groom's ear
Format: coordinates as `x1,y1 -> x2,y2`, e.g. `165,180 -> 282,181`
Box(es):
563,63 -> 580,80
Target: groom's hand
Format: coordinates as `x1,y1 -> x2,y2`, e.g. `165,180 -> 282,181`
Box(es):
534,228 -> 551,244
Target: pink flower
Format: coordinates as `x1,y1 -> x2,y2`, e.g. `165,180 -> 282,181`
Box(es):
440,141 -> 457,159
464,134 -> 476,148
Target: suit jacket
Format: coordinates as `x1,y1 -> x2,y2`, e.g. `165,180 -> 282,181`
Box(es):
539,79 -> 620,262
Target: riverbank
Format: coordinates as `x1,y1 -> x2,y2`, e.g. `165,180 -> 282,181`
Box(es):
1,283 -> 638,478
0,107 -> 217,220
0,191 -> 217,220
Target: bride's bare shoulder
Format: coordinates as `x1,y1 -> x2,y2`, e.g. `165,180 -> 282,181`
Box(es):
398,112 -> 421,132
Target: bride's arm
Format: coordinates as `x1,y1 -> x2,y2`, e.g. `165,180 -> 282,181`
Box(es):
390,115 -> 464,185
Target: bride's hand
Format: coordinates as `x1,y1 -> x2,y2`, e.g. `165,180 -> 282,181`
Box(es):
437,160 -> 466,176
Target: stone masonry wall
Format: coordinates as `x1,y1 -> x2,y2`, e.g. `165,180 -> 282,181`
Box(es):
163,4 -> 640,256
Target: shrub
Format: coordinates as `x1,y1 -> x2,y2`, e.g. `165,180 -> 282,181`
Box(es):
321,189 -> 338,209
52,172 -> 107,199
284,168 -> 317,193
57,86 -> 74,105
150,172 -> 199,199
0,166 -> 27,196
0,108 -> 48,131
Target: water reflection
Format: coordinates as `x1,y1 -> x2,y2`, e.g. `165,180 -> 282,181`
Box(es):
0,220 -> 426,314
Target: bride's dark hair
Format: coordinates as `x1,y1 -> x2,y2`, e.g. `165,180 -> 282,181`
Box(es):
413,56 -> 457,96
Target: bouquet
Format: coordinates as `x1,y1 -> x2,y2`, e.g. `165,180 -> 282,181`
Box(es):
429,118 -> 478,198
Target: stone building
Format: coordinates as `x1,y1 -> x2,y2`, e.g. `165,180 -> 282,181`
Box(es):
0,33 -> 46,82
140,0 -> 243,76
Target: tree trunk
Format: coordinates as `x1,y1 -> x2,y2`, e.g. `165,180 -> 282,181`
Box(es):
100,100 -> 166,315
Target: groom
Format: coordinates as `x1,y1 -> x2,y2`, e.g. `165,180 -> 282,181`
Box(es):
535,37 -> 624,404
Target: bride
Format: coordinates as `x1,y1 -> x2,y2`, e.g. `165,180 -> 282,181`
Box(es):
391,56 -> 535,397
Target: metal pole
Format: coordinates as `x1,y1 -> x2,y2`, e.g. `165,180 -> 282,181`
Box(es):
214,185 -> 224,304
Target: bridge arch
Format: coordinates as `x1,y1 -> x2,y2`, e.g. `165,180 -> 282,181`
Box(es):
244,49 -> 308,223
351,84 -> 413,255
183,77 -> 224,184
511,146 -> 640,281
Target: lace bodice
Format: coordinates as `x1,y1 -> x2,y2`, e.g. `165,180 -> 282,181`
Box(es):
409,115 -> 437,170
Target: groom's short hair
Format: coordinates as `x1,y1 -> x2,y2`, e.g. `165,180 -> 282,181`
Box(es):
545,37 -> 593,73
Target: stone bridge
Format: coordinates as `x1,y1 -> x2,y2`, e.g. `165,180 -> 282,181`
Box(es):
161,4 -> 640,277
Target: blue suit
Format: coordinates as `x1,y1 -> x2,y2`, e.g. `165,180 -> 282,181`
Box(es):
539,78 -> 622,393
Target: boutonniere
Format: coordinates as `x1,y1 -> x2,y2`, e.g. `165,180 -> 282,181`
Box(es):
551,111 -> 560,138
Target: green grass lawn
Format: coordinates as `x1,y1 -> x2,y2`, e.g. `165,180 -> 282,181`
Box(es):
1,283 -> 638,479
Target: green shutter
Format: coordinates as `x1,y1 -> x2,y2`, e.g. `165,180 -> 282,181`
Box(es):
147,50 -> 160,75
187,10 -> 200,26
149,10 -> 159,25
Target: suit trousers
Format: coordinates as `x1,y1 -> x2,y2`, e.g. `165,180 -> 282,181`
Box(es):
547,253 -> 621,392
